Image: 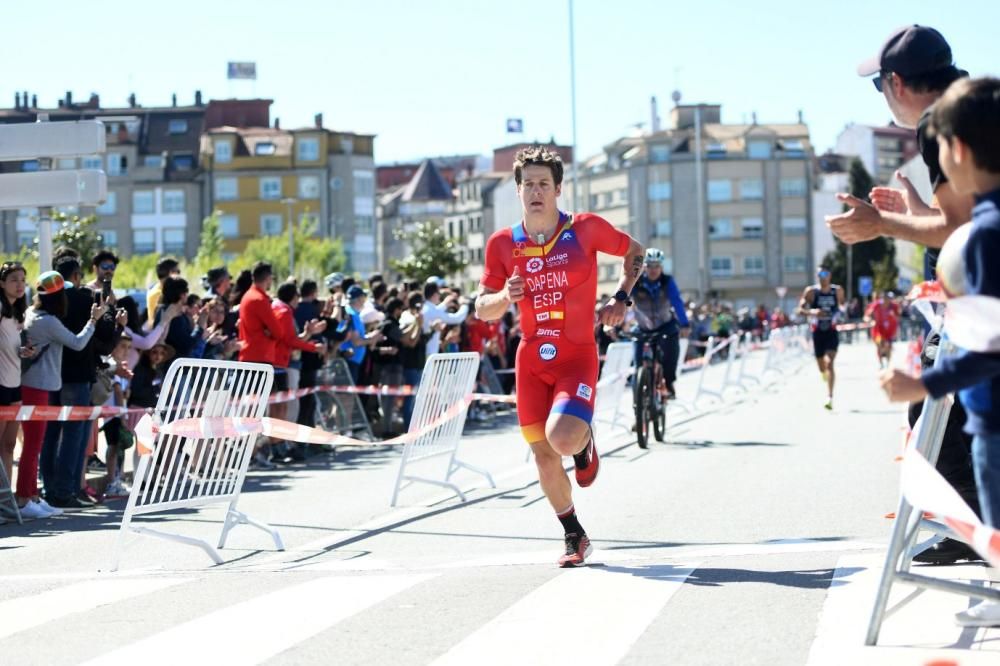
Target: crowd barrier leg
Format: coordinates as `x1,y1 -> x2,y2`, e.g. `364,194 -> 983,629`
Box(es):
592,342 -> 635,435
864,337 -> 1000,645
692,337 -> 726,405
737,332 -> 761,388
720,334 -> 746,394
0,458 -> 22,525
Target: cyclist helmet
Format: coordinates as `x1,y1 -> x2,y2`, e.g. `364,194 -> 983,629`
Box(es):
644,248 -> 665,266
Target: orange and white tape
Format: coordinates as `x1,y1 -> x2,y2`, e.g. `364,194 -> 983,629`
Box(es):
0,405 -> 149,422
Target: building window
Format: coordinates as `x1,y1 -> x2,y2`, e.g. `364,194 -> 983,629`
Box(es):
648,182 -> 672,201
709,218 -> 732,239
21,160 -> 39,172
17,233 -> 34,249
654,219 -> 672,237
589,194 -> 599,209
163,190 -> 185,213
747,140 -> 772,159
106,153 -> 124,176
172,153 -> 194,170
340,137 -> 354,154
710,256 -> 733,278
781,140 -> 806,157
82,155 -> 102,170
167,119 -> 188,135
297,137 -> 320,161
781,217 -> 808,235
133,229 -> 155,254
215,141 -> 232,164
132,190 -> 154,214
214,177 -> 238,201
743,256 -> 766,275
219,214 -> 239,239
739,179 -> 763,200
99,229 -> 118,248
255,142 -> 276,156
353,170 -> 375,216
260,214 -> 283,236
707,179 -> 732,202
650,145 -> 670,163
706,142 -> 727,158
741,217 -> 764,239
163,228 -> 185,255
784,255 -> 807,273
355,216 -> 375,232
298,175 -> 320,199
260,177 -> 282,200
96,192 -> 117,215
780,178 -> 807,197
144,155 -> 164,168
57,158 -> 76,170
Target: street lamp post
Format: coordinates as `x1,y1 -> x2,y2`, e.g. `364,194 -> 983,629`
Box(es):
281,197 -> 297,277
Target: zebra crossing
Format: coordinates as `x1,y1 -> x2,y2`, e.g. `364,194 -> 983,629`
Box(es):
1,546 -> 997,665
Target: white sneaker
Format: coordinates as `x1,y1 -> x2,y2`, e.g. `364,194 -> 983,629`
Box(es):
37,498 -> 63,516
104,480 -> 130,498
955,600 -> 1000,627
18,500 -> 52,520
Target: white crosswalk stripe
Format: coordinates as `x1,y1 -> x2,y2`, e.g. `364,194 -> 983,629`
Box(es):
0,577 -> 190,640
74,573 -> 434,666
430,562 -> 698,666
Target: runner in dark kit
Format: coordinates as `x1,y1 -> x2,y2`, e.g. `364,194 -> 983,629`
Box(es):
798,266 -> 844,410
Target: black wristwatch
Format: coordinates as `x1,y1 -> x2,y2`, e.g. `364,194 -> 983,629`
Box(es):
613,290 -> 633,306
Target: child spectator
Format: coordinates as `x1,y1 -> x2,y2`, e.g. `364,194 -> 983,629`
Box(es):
102,334 -> 134,498
880,77 -> 1000,627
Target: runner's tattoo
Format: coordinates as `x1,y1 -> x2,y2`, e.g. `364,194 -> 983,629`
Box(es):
630,255 -> 642,278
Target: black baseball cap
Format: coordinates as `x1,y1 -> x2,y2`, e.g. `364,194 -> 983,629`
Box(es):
206,266 -> 230,286
857,25 -> 953,78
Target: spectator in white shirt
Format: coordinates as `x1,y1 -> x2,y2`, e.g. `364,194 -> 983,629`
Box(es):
421,277 -> 468,357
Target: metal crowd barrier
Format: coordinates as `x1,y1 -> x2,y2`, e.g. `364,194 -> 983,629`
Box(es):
390,353 -> 491,506
110,359 -> 277,570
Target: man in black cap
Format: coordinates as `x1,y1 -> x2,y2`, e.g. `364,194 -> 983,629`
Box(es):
206,266 -> 231,301
828,25 -> 971,252
830,25 -> 979,566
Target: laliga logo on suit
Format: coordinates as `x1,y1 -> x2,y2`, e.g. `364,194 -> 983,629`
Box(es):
936,222 -> 972,297
526,257 -> 544,274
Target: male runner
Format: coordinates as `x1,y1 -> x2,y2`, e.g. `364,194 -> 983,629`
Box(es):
864,291 -> 900,369
797,266 -> 845,410
476,146 -> 643,567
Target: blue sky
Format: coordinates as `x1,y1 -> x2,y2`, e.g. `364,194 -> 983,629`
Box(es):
3,0 -> 996,165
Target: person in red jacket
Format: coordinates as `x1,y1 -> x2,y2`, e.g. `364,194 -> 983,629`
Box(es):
238,262 -> 324,469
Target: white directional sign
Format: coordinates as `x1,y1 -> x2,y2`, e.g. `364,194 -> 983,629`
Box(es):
0,120 -> 106,161
0,170 -> 107,209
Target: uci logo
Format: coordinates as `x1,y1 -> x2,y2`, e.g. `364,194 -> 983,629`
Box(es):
525,257 -> 544,274
538,343 -> 557,361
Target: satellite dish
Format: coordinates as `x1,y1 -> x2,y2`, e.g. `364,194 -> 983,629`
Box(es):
671,90 -> 682,105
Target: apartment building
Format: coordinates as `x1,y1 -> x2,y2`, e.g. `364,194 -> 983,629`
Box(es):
377,159 -> 453,277
201,113 -> 376,271
835,122 -> 919,185
443,172 -> 504,291
0,90 -> 206,257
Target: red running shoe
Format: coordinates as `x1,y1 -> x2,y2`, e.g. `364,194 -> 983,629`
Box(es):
573,431 -> 599,488
558,532 -> 593,567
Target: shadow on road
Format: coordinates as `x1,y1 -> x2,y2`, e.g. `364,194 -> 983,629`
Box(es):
599,563 -> 865,589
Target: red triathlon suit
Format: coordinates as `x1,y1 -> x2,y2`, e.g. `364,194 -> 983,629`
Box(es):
481,211 -> 631,443
865,299 -> 900,343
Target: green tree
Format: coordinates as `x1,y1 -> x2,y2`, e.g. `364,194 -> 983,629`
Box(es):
188,211 -> 226,281
389,220 -> 466,283
821,158 -> 898,299
49,212 -> 105,268
240,214 -> 345,281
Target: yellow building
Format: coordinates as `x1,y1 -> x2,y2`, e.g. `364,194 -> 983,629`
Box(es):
201,123 -> 376,269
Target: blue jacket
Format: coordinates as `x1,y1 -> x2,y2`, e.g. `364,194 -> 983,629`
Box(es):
630,274 -> 689,330
923,188 -> 1000,436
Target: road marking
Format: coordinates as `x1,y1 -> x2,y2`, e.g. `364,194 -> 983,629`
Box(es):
77,573 -> 434,665
429,562 -> 698,666
807,552 -> 1000,665
0,577 -> 189,640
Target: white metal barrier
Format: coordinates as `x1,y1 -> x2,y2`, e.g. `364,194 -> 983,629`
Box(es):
592,342 -> 635,434
110,359 -> 276,570
390,353 -> 489,506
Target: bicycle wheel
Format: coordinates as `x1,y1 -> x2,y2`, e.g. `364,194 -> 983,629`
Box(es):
652,362 -> 666,442
634,366 -> 650,449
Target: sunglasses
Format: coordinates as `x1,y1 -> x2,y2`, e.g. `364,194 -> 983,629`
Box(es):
872,72 -> 890,93
99,263 -> 117,271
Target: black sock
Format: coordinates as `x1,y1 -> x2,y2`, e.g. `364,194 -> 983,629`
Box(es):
572,432 -> 592,469
556,504 -> 585,535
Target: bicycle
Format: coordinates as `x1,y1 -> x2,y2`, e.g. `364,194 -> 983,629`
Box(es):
630,329 -> 671,449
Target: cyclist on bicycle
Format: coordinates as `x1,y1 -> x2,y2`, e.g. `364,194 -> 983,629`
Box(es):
630,248 -> 690,399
